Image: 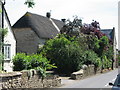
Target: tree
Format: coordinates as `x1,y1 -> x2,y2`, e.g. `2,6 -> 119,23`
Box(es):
24,0 -> 35,8
40,33 -> 103,75
60,16 -> 82,37
60,17 -> 113,71
0,0 -> 35,8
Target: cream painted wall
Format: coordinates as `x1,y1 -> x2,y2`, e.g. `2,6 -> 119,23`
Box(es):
3,10 -> 16,72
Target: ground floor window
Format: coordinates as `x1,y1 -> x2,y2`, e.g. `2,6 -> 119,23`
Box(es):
4,44 -> 11,60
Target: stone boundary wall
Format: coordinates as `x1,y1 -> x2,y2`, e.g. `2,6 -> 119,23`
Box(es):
71,65 -> 102,80
0,70 -> 61,89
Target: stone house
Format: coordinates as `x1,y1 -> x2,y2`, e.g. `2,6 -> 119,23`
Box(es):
0,1 -> 16,72
12,12 -> 64,54
101,27 -> 117,67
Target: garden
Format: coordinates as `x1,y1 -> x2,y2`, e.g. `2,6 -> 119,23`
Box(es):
12,17 -> 114,76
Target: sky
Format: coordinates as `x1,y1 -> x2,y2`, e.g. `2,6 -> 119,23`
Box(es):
4,0 -> 118,48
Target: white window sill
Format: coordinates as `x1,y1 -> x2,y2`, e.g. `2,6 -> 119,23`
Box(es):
4,59 -> 11,61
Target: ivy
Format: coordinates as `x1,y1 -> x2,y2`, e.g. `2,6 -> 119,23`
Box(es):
0,28 -> 8,71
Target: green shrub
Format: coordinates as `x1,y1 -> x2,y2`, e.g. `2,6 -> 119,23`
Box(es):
0,53 -> 3,71
104,45 -> 113,61
40,34 -> 112,74
13,53 -> 26,71
102,55 -> 112,69
25,54 -> 57,70
55,43 -> 84,74
42,35 -> 84,74
13,53 -> 56,77
83,50 -> 101,67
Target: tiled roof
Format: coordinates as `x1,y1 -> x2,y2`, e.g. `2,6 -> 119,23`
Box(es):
100,29 -> 114,40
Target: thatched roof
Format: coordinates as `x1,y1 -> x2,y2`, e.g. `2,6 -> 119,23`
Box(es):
12,12 -> 64,39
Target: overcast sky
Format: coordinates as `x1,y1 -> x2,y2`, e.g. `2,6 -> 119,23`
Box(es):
4,0 -> 118,47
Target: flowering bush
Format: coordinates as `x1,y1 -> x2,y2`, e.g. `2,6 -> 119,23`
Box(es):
38,18 -> 114,74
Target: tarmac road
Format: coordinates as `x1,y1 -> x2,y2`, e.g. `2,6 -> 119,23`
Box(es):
60,69 -> 118,88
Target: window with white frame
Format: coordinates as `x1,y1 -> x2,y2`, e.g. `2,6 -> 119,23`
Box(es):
4,44 -> 11,60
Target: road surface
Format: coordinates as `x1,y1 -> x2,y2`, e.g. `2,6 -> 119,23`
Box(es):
60,69 -> 118,88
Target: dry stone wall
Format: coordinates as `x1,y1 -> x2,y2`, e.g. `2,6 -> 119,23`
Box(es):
71,65 -> 101,80
0,70 -> 61,89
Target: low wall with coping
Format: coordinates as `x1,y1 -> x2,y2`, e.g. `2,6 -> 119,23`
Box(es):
71,65 -> 102,80
0,70 -> 61,89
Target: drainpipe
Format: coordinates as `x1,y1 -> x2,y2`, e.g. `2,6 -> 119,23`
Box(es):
113,27 -> 117,68
1,0 -> 5,71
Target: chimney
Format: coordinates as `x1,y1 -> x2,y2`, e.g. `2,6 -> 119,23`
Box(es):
46,12 -> 51,18
61,19 -> 66,23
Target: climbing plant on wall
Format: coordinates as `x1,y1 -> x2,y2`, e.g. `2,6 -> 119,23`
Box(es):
0,28 -> 8,71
